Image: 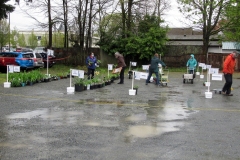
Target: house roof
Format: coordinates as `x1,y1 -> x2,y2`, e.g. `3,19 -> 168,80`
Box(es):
222,42 -> 240,50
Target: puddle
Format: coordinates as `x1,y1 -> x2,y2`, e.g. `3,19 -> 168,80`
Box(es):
5,98 -> 194,141
126,122 -> 182,138
6,109 -> 48,120
125,100 -> 193,139
0,142 -> 27,149
6,108 -> 84,126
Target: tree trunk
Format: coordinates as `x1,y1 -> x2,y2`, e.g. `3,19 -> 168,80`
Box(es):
63,0 -> 68,48
120,0 -> 126,38
48,0 -> 52,48
86,0 -> 93,53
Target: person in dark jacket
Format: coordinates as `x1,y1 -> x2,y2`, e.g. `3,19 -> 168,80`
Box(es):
146,53 -> 166,86
115,52 -> 126,84
86,52 -> 97,79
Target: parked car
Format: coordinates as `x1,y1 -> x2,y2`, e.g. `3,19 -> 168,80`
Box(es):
30,52 -> 44,68
0,51 -> 44,72
39,52 -> 56,68
15,52 -> 34,70
16,48 -> 33,52
33,47 -> 46,54
0,52 -> 18,72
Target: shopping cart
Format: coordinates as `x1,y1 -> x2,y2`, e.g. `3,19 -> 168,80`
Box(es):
160,69 -> 169,86
183,67 -> 195,84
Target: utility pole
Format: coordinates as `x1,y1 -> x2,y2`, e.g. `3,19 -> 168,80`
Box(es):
9,13 -> 10,51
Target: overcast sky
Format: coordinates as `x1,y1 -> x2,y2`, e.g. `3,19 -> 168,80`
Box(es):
7,0 -> 187,31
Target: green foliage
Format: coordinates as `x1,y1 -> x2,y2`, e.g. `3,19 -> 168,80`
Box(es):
10,27 -> 19,48
0,0 -> 15,20
52,32 -> 65,48
18,33 -> 26,47
28,30 -> 38,49
40,34 -> 48,47
74,77 -> 85,85
97,14 -> 168,59
222,0 -> 240,42
0,19 -> 10,48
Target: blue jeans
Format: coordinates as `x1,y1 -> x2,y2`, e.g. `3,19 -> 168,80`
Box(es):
146,69 -> 160,85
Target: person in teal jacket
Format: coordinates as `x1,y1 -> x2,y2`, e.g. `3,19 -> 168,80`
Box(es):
146,53 -> 166,86
186,54 -> 197,74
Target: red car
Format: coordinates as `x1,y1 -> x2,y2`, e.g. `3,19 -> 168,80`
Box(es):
39,52 -> 56,68
0,52 -> 18,72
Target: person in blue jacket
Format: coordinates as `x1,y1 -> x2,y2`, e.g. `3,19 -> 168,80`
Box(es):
86,52 -> 97,79
146,53 -> 166,86
186,54 -> 197,74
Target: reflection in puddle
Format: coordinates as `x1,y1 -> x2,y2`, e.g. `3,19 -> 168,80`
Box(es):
6,108 -> 84,126
0,142 -> 27,149
125,100 -> 193,139
5,97 -> 193,142
125,114 -> 147,122
84,120 -> 119,127
6,109 -> 48,120
127,122 -> 182,138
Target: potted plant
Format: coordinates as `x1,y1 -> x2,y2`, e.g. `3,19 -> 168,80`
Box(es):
74,77 -> 84,92
133,85 -> 139,95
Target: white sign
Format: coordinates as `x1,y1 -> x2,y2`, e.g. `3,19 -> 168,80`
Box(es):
134,71 -> 141,80
78,70 -> 84,78
71,69 -> 79,76
131,62 -> 137,66
140,72 -> 149,79
108,64 -> 113,70
206,65 -> 212,69
142,65 -> 149,70
202,64 -> 207,70
198,63 -> 205,67
8,65 -> 14,73
47,49 -> 54,56
13,66 -> 20,72
212,74 -> 222,81
209,68 -> 219,74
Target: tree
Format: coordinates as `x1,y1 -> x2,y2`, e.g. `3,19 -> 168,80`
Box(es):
10,27 -> 19,48
97,14 -> 168,60
177,0 -> 232,62
53,32 -> 64,48
221,0 -> 240,42
21,0 -> 55,48
27,30 -> 38,49
18,33 -> 26,47
40,34 -> 48,47
0,0 -> 15,20
0,19 -> 10,50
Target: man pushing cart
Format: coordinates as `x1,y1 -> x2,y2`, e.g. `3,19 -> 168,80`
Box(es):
183,54 -> 197,84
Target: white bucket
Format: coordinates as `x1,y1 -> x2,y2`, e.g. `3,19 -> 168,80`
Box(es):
196,72 -> 200,75
205,92 -> 213,99
205,82 -> 210,87
4,82 -> 11,88
87,84 -> 90,90
129,89 -> 136,95
67,87 -> 74,94
200,75 -> 204,79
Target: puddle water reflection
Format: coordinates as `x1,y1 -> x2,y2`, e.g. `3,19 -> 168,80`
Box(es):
5,98 -> 194,143
125,100 -> 192,139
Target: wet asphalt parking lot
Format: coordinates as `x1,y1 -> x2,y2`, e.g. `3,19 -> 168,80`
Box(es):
0,71 -> 240,160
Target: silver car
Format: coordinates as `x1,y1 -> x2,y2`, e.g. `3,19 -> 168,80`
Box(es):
26,52 -> 44,68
